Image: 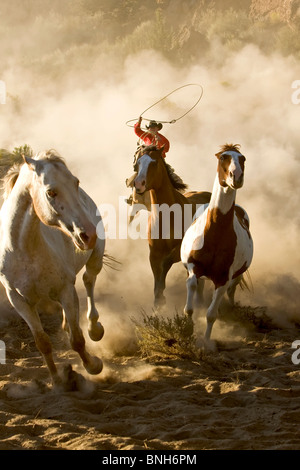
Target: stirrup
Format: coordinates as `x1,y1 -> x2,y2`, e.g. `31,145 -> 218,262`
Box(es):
125,195 -> 133,205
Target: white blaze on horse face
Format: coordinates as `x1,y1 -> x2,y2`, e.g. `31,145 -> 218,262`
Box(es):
224,151 -> 244,189
135,154 -> 154,192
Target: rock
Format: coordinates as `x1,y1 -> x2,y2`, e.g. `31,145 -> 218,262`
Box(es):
250,0 -> 300,22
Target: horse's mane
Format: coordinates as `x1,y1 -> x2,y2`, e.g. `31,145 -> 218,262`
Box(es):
162,160 -> 188,192
35,149 -> 66,165
2,164 -> 20,199
2,149 -> 66,199
217,143 -> 241,155
137,145 -> 188,193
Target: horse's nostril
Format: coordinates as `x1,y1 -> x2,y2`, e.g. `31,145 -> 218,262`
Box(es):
66,224 -> 74,233
141,180 -> 146,187
80,232 -> 90,244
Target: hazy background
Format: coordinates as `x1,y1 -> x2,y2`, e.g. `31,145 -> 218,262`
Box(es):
0,0 -> 300,357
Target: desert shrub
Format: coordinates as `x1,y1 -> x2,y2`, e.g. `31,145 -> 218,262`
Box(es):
133,311 -> 199,360
0,145 -> 33,180
119,9 -> 174,57
275,25 -> 300,58
194,8 -> 251,48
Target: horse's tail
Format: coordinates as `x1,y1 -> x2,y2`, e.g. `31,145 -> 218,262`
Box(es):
239,270 -> 254,293
103,253 -> 122,271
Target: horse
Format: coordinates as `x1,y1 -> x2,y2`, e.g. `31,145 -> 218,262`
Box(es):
0,150 -> 105,388
133,145 -> 211,307
180,144 -> 253,346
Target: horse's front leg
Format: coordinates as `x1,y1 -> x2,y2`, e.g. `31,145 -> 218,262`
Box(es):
184,270 -> 197,316
60,284 -> 103,375
150,252 -> 173,308
83,244 -> 104,342
195,278 -> 205,308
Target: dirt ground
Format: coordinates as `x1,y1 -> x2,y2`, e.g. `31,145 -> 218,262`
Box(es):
0,287 -> 299,451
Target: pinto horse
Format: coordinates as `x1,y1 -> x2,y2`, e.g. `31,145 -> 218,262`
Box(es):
181,144 -> 253,345
133,145 -> 211,307
0,150 -> 105,387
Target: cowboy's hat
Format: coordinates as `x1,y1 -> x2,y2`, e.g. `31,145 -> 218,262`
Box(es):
146,121 -> 163,130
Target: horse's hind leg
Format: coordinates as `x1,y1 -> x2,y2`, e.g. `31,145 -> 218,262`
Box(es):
227,275 -> 242,306
83,242 -> 104,341
6,289 -> 60,386
205,283 -> 229,343
60,284 -> 102,375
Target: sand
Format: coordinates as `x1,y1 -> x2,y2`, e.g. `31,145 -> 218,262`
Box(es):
0,287 -> 299,451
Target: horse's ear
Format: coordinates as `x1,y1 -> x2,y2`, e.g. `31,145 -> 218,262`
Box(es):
23,155 -> 42,173
215,151 -> 222,159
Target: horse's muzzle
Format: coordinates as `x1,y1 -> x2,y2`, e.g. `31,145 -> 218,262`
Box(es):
134,178 -> 146,194
74,224 -> 97,251
232,174 -> 244,189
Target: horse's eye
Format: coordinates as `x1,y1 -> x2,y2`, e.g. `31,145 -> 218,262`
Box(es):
47,189 -> 57,198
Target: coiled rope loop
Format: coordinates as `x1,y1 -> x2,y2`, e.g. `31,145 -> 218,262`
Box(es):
125,83 -> 203,128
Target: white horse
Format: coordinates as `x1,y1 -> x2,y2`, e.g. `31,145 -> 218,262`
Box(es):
0,150 -> 105,387
181,144 -> 253,345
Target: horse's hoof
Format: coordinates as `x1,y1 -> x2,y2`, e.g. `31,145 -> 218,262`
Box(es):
183,316 -> 194,336
85,356 -> 103,375
203,338 -> 218,353
154,296 -> 166,310
184,307 -> 193,317
88,322 -> 104,342
54,364 -> 87,392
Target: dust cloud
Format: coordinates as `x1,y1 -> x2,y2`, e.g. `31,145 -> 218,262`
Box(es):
0,4 -> 299,367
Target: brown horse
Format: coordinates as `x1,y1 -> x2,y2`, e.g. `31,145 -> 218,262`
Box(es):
133,145 -> 211,307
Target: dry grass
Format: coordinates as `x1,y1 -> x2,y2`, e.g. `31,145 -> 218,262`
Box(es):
133,310 -> 199,360
133,304 -> 276,362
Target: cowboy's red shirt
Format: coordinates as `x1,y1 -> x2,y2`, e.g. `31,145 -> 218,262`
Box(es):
134,122 -> 170,158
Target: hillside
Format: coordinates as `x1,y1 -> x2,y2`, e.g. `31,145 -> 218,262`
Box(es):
1,0 -> 300,91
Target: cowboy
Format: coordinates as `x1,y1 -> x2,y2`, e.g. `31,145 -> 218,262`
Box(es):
134,116 -> 170,158
126,117 -> 170,208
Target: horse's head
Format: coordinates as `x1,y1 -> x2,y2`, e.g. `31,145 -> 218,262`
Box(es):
215,144 -> 246,190
24,151 -> 97,251
133,145 -> 164,194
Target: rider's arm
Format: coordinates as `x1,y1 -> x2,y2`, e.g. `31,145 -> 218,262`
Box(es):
134,117 -> 149,140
